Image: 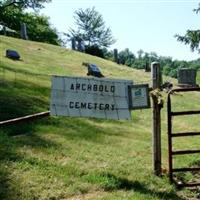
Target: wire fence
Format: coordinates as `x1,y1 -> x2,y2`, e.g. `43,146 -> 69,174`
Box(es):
0,66 -> 155,88
0,67 -> 52,122
0,67 -> 52,87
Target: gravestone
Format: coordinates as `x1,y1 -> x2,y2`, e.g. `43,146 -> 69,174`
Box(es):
71,38 -> 76,50
3,26 -> 6,35
145,62 -> 150,72
77,40 -> 85,52
114,49 -> 118,63
178,68 -> 197,87
6,49 -> 20,60
87,64 -> 104,78
20,23 -> 28,40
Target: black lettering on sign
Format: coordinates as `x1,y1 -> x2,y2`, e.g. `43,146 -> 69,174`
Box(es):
69,102 -> 74,108
75,102 -> 80,109
82,84 -> 86,91
94,103 -> 98,110
105,85 -> 109,92
105,104 -> 110,110
70,83 -> 115,93
70,84 -> 74,90
111,105 -> 115,111
99,103 -> 104,110
93,84 -> 97,91
87,84 -> 92,91
99,85 -> 103,92
76,84 -> 80,90
111,86 -> 115,93
88,103 -> 92,109
80,102 -> 87,109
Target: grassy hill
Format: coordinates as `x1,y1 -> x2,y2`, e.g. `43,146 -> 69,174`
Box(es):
0,36 -> 199,200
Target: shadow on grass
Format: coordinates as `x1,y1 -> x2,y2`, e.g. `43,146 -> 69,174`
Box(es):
86,172 -> 184,200
0,122 -> 59,199
0,64 -> 51,78
39,117 -> 118,144
0,166 -> 17,200
0,79 -> 49,121
0,75 -> 48,198
0,132 -> 22,200
39,116 -> 139,145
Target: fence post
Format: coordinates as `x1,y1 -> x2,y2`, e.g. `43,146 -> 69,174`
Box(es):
151,62 -> 162,176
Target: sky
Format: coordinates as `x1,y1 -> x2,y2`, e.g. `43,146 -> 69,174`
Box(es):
40,0 -> 200,61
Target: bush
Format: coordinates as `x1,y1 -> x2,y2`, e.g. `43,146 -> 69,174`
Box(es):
85,45 -> 104,58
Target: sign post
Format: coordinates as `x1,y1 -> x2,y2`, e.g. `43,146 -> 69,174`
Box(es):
151,62 -> 162,176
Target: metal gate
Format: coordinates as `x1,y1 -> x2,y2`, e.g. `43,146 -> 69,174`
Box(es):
167,87 -> 200,187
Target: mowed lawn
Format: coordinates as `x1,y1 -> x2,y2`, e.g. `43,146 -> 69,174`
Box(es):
0,36 -> 199,200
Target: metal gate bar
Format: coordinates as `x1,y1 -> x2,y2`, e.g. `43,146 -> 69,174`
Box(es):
167,87 -> 200,187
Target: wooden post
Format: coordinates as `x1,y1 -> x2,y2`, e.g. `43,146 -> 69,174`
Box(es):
151,62 -> 162,176
151,62 -> 162,89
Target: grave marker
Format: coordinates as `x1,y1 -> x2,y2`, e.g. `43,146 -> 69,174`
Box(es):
178,68 -> 197,87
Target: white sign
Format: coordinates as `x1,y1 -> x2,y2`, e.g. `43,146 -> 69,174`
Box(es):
128,84 -> 150,110
50,76 -> 133,120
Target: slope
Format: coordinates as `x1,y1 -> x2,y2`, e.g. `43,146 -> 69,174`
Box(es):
0,36 -> 199,200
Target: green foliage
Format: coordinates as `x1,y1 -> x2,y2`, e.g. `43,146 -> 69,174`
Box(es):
175,30 -> 200,53
0,0 -> 51,11
0,6 -> 60,45
84,45 -> 104,58
175,3 -> 200,53
0,6 -> 22,34
22,13 -> 60,45
118,48 -> 135,66
162,60 -> 197,78
102,47 -> 113,60
68,7 -> 115,48
108,47 -> 200,79
133,59 -> 146,69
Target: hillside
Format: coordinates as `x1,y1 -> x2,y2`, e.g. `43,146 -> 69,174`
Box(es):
0,36 -> 199,200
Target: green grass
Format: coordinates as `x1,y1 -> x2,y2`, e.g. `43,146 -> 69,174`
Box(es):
197,71 -> 200,86
0,36 -> 200,200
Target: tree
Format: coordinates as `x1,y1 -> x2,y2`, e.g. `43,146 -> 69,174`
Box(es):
0,0 -> 51,11
175,3 -> 200,53
0,0 -> 60,45
118,48 -> 135,66
137,49 -> 144,59
0,5 -> 60,45
68,7 -> 115,48
22,13 -> 60,45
